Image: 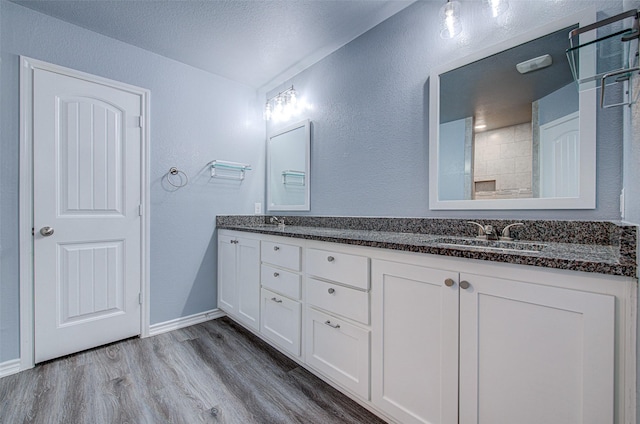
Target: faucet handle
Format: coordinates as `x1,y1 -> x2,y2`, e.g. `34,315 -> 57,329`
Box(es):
467,221 -> 487,239
500,222 -> 524,241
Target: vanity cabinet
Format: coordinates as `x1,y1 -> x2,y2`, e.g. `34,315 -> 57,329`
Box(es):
217,231 -> 261,331
260,239 -> 303,357
372,259 -> 617,424
217,229 -> 634,424
305,247 -> 371,399
458,272 -> 614,424
260,288 -> 301,356
371,260 -> 459,424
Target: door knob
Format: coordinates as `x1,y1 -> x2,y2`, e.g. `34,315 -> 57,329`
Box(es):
459,280 -> 471,290
444,278 -> 455,287
40,226 -> 54,237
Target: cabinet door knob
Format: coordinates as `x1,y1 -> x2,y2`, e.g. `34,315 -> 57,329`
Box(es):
327,256 -> 335,262
328,288 -> 335,294
273,272 -> 279,277
324,320 -> 340,329
271,297 -> 282,303
444,278 -> 455,287
459,280 -> 471,290
273,246 -> 280,251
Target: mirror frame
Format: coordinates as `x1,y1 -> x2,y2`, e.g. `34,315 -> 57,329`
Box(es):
267,119 -> 311,212
429,9 -> 596,210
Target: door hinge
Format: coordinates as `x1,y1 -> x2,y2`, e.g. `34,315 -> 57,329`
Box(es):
32,227 -> 35,236
138,204 -> 143,216
138,293 -> 143,305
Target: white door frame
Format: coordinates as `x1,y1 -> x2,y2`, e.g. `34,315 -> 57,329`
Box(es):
19,56 -> 151,371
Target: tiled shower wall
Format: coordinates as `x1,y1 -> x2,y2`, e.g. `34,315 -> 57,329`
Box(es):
473,122 -> 533,199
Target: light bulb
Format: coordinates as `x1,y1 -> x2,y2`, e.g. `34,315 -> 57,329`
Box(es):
263,102 -> 272,121
274,96 -> 283,114
483,0 -> 508,18
439,0 -> 462,39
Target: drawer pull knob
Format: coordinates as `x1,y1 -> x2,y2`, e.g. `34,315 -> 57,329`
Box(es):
273,246 -> 280,251
273,272 -> 280,277
324,320 -> 340,329
327,256 -> 335,262
444,278 -> 455,287
460,280 -> 471,290
271,297 -> 283,303
328,288 -> 335,294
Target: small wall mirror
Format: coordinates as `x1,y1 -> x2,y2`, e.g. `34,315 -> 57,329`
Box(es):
267,119 -> 311,211
429,11 -> 596,210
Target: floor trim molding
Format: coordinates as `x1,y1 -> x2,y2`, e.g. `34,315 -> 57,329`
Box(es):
148,309 -> 225,336
0,359 -> 21,378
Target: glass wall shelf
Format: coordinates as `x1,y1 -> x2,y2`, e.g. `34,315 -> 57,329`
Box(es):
566,9 -> 639,91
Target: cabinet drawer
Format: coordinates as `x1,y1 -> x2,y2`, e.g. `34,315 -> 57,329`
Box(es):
261,241 -> 301,271
306,248 -> 369,290
260,288 -> 301,357
305,308 -> 370,399
261,264 -> 301,300
307,277 -> 369,324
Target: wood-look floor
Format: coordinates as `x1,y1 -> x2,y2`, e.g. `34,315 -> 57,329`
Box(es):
0,317 -> 387,424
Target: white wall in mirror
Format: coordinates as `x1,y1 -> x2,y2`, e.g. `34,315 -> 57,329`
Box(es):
267,119 -> 311,211
429,9 -> 597,210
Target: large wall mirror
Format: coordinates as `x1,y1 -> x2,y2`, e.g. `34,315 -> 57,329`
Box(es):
429,10 -> 596,210
267,119 -> 311,211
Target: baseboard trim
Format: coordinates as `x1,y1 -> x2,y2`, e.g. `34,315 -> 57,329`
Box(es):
148,309 -> 225,336
0,359 -> 21,378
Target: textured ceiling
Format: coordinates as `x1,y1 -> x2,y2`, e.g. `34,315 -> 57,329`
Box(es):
11,0 -> 415,90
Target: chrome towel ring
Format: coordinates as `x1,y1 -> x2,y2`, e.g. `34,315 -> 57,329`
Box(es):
167,167 -> 189,188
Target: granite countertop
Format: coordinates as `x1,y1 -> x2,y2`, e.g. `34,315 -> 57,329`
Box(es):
217,216 -> 637,277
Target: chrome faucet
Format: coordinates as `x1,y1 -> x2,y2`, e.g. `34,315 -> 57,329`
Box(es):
270,216 -> 286,229
467,221 -> 497,240
500,222 -> 524,241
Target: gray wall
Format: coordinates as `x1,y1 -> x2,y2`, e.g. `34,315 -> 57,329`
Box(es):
266,0 -> 627,220
0,0 -> 265,362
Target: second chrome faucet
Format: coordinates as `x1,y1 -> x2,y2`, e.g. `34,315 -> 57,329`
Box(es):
467,221 -> 524,241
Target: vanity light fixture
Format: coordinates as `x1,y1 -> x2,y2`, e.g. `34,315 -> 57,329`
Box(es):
439,0 -> 462,39
483,0 -> 509,18
264,85 -> 310,122
516,54 -> 553,74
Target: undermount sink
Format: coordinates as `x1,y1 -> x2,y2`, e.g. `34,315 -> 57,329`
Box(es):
429,237 -> 547,254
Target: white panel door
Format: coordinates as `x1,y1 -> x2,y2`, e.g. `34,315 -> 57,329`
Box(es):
540,112 -> 580,198
33,68 -> 143,363
459,273 -> 615,424
371,260 -> 459,424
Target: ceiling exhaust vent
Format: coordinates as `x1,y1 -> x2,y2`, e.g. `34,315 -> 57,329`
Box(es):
516,54 -> 552,74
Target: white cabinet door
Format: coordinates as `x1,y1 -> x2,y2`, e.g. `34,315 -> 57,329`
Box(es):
371,260 -> 459,424
306,307 -> 370,399
459,273 -> 615,424
261,288 -> 301,357
236,237 -> 260,331
217,234 -> 238,314
217,232 -> 260,331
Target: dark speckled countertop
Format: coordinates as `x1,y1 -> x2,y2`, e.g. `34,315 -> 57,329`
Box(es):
217,216 -> 638,277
